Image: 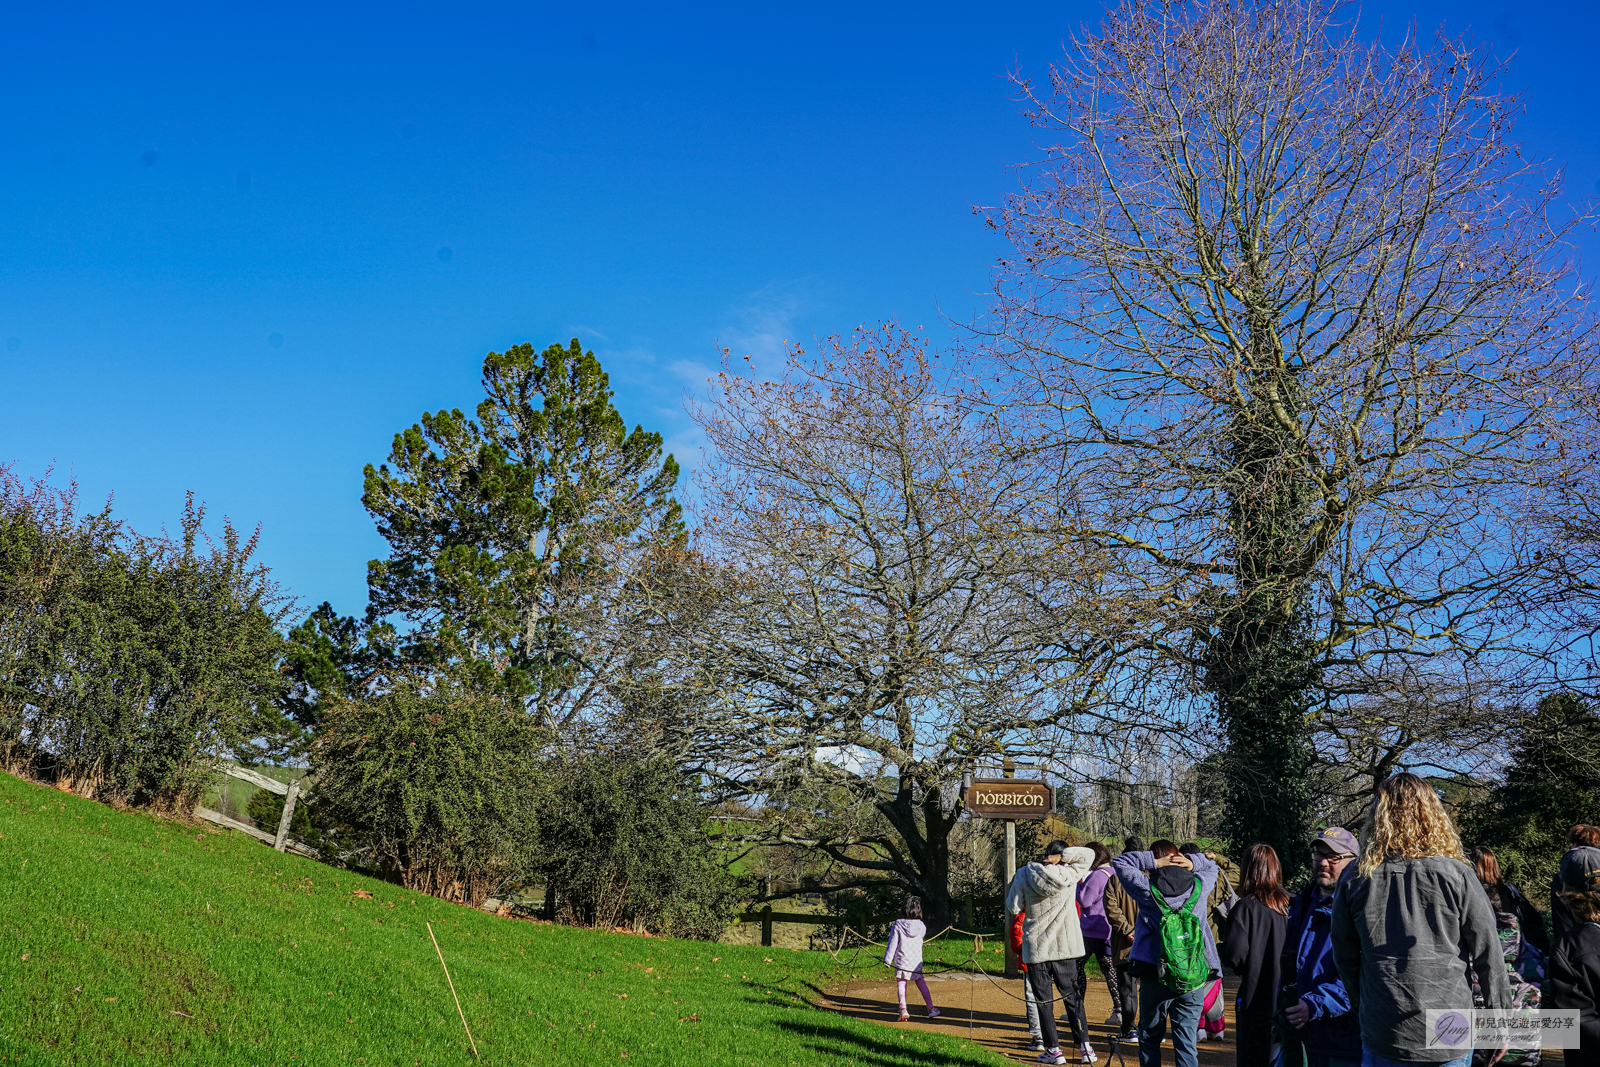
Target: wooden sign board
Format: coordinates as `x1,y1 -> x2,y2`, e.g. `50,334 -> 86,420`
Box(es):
965,779 -> 1054,820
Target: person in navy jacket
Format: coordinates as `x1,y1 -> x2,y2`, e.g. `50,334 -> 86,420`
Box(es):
1281,827 -> 1363,1067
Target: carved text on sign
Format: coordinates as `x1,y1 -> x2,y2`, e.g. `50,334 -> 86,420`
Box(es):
964,779 -> 1054,820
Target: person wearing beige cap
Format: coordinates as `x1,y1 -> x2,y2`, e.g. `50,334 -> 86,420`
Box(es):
1280,827 -> 1362,1067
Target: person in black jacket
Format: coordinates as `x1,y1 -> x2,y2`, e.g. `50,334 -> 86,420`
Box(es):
1222,844 -> 1289,1067
1549,845 -> 1600,1067
1552,826 -> 1600,946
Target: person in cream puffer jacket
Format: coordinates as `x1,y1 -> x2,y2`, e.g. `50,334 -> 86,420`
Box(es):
1007,840 -> 1099,1064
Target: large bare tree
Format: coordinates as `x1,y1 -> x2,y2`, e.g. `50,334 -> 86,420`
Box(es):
981,0 -> 1596,867
679,325 -> 1119,928
1523,417 -> 1600,693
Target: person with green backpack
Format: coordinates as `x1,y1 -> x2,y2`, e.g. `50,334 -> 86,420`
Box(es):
1112,840 -> 1221,1067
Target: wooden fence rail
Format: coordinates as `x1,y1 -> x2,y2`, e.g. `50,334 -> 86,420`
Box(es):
196,764 -> 317,857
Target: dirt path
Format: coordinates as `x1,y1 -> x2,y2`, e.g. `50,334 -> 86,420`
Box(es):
822,969 -> 1570,1066
822,970 -> 1241,1065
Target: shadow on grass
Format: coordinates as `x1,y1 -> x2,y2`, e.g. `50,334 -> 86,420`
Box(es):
821,985 -> 1031,1030
769,1018 -> 994,1066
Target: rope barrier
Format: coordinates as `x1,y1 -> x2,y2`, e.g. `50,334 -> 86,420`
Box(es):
822,923 -> 1037,1003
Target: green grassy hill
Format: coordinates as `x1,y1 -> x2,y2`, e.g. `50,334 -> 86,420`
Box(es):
0,772 -> 997,1067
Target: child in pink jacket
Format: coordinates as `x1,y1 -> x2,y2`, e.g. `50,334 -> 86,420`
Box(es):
883,897 -> 940,1022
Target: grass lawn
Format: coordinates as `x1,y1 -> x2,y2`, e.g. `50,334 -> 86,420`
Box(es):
0,772 -> 1000,1067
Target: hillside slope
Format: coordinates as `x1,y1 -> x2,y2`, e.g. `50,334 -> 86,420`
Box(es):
0,773 -> 993,1066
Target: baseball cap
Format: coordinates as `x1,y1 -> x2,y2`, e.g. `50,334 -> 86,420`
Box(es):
1561,846 -> 1600,891
1312,827 -> 1360,857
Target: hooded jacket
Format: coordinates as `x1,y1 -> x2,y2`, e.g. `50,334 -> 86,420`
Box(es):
882,918 -> 927,973
1112,850 -> 1222,978
1330,856 -> 1513,1062
1548,921 -> 1600,1067
1005,847 -> 1097,964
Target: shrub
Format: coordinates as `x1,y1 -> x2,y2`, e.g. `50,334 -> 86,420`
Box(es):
0,473 -> 288,813
537,750 -> 736,939
311,676 -> 542,905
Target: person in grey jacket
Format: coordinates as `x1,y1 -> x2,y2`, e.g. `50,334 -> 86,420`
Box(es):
1330,773 -> 1513,1067
1008,839 -> 1098,1066
1112,840 -> 1220,1067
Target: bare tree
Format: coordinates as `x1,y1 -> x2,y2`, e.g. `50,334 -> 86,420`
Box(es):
1523,417 -> 1600,693
678,325 -> 1117,928
1309,662 -> 1524,826
980,0 -> 1596,868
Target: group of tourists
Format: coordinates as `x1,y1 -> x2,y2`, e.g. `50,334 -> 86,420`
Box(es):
881,771 -> 1600,1067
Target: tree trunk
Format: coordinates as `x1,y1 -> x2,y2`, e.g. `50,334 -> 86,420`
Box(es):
1207,391 -> 1318,874
877,780 -> 958,932
1209,614 -> 1316,875
917,788 -> 956,931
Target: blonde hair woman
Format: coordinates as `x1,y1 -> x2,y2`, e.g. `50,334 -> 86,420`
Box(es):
1329,773 -> 1513,1067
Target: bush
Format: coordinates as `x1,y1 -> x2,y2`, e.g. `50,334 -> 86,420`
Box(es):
537,751 -> 736,939
0,473 -> 288,813
311,675 -> 542,905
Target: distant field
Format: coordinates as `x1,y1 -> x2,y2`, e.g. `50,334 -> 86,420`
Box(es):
197,763 -> 305,827
0,772 -> 1000,1066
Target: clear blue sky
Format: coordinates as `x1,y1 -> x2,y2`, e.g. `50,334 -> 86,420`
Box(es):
3,1 -> 1596,620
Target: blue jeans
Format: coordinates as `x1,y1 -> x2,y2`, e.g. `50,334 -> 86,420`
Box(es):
1139,978 -> 1205,1067
1361,1052 -> 1469,1067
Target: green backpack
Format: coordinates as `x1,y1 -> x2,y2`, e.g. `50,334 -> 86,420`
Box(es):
1152,876 -> 1209,992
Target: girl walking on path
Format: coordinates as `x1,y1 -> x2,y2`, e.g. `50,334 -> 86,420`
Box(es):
883,897 -> 940,1022
1221,844 -> 1289,1067
1330,773 -> 1512,1067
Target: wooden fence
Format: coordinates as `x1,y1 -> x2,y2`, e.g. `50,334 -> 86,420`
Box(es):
197,764 -> 317,858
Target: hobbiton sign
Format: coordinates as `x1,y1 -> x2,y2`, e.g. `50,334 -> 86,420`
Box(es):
964,779 -> 1054,820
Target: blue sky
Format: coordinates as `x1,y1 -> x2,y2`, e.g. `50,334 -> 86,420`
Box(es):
2,1 -> 1596,620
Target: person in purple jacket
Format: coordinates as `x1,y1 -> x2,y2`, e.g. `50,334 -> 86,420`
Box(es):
1113,841 -> 1221,1067
1075,842 -> 1125,1026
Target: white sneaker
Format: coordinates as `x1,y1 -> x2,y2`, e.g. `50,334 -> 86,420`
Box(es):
1029,1038 -> 1046,1052
1105,1012 -> 1122,1026
1038,1050 -> 1067,1066
1080,1043 -> 1098,1064
1196,1032 -> 1208,1043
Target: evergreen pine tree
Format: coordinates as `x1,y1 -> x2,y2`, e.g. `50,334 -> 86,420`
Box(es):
363,340 -> 681,722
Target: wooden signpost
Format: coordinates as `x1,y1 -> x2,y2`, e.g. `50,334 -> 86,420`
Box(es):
963,757 -> 1053,978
